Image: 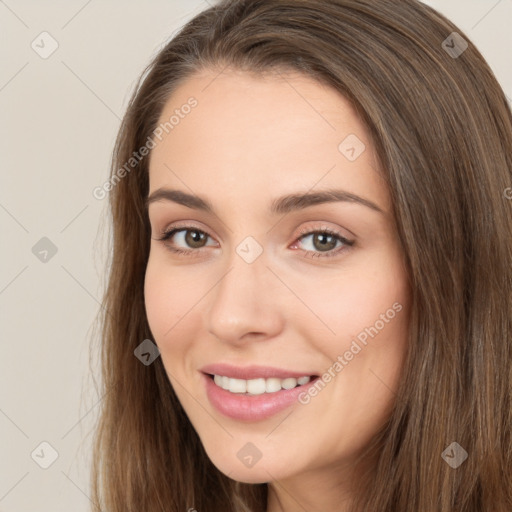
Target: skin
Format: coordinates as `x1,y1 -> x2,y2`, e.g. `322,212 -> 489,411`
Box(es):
144,67 -> 411,512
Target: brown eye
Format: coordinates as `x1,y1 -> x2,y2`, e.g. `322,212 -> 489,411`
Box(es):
183,229 -> 208,248
157,225 -> 353,260
157,227 -> 215,254
294,228 -> 354,259
310,232 -> 338,252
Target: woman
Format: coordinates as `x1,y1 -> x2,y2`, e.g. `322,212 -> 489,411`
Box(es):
89,0 -> 512,510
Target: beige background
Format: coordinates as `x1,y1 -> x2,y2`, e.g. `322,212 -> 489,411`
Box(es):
1,1 -> 510,511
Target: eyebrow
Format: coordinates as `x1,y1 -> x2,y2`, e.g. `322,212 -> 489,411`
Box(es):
145,187 -> 384,215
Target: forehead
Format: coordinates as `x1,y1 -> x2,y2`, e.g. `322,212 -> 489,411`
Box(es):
148,68 -> 389,213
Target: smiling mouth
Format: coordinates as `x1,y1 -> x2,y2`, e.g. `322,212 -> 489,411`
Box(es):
206,373 -> 319,395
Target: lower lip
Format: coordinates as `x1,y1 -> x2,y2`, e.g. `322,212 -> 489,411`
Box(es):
202,373 -> 318,422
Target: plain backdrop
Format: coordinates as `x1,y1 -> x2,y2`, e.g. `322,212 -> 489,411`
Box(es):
1,1 -> 511,511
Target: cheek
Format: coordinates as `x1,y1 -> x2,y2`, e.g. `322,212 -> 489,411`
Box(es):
328,258 -> 409,386
300,265 -> 409,455
143,256 -> 199,351
144,260 -> 168,340
306,257 -> 409,355
144,260 -> 204,399
310,253 -> 410,415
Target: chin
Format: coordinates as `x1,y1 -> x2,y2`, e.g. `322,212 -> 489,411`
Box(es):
204,449 -> 281,484
220,465 -> 273,485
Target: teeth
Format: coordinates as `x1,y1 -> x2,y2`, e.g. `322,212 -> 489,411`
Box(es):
212,374 -> 312,394
265,378 -> 282,393
229,378 -> 247,393
247,378 -> 266,395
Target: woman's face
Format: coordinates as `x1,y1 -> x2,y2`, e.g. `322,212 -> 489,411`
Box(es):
145,68 -> 410,500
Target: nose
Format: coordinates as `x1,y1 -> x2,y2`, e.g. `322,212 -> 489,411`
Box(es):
205,247 -> 284,346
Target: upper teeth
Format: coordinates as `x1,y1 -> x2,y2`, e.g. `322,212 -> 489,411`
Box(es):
213,375 -> 311,394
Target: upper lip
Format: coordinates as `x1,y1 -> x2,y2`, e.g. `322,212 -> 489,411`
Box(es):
200,363 -> 318,380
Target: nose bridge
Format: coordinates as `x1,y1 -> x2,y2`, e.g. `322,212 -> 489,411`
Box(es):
205,236 -> 283,343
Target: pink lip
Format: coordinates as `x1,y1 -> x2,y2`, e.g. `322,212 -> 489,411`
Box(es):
201,372 -> 320,422
200,363 -> 317,380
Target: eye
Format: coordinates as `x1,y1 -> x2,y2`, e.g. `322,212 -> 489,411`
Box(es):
155,226 -> 216,256
292,226 -> 354,259
154,224 -> 354,259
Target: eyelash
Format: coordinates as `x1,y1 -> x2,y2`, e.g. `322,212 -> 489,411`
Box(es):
155,224 -> 354,260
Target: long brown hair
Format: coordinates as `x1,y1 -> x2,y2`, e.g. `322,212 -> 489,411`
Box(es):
89,0 -> 512,510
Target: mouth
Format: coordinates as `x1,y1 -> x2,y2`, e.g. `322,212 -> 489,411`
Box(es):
202,371 -> 321,421
199,363 -> 321,421
204,373 -> 319,395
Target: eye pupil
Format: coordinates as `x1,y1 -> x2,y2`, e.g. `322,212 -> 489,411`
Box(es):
185,230 -> 206,248
314,233 -> 337,251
